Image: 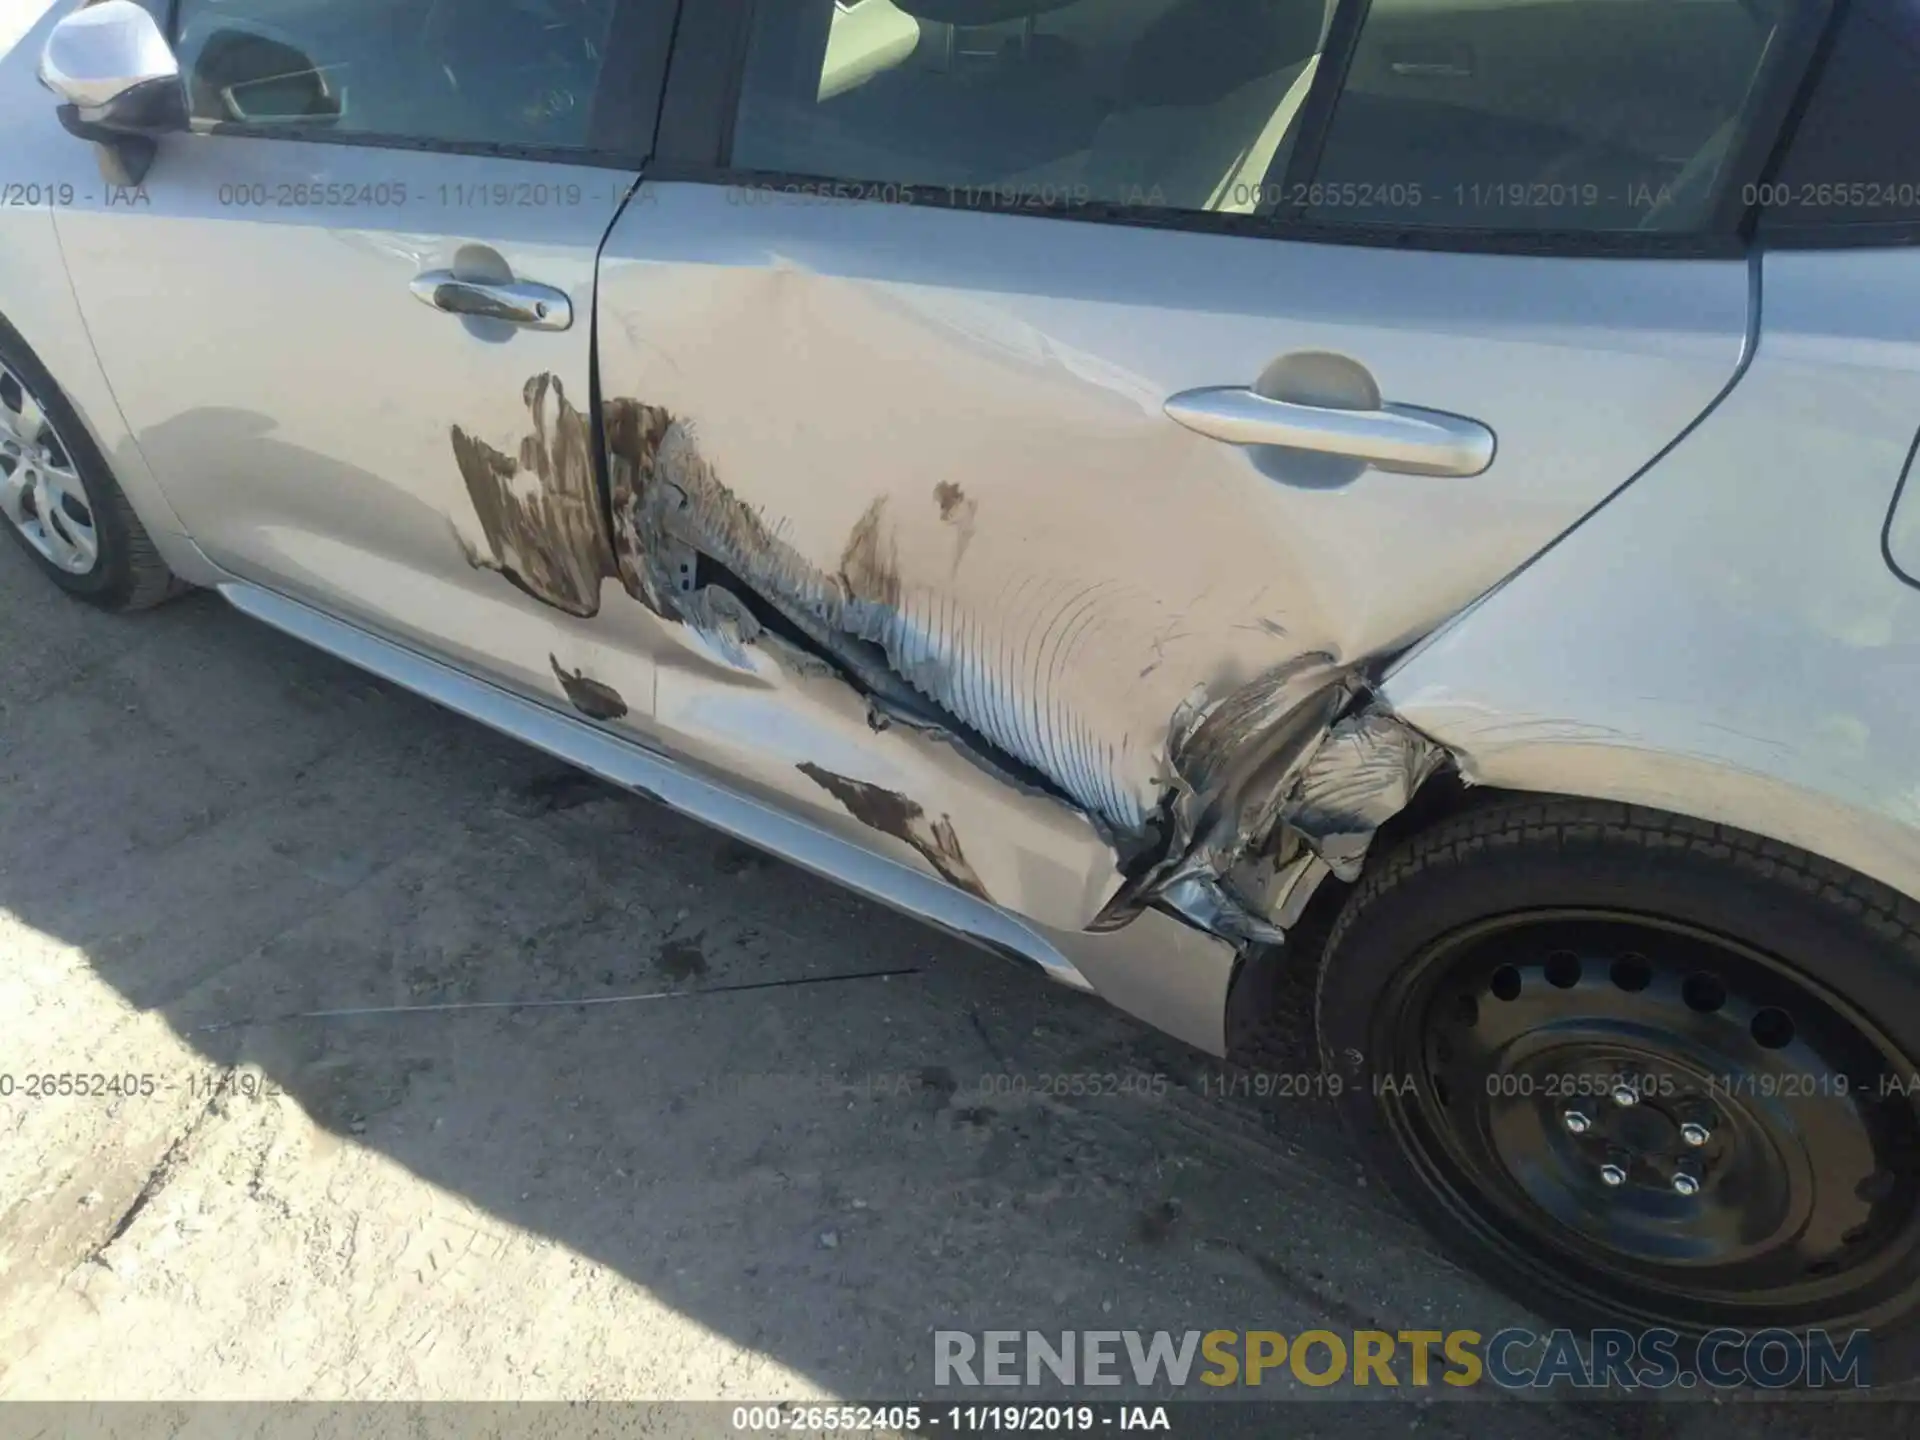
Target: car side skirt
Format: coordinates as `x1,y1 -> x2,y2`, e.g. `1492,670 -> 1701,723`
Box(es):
218,579 -> 1240,1054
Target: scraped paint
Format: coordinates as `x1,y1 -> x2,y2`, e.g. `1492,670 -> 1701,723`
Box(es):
450,374 -> 613,618
798,762 -> 991,902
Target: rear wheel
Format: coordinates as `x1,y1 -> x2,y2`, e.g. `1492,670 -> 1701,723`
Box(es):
0,323 -> 179,610
1315,797 -> 1920,1380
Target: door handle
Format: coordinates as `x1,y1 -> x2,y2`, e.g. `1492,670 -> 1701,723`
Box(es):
409,271 -> 572,331
1164,386 -> 1495,477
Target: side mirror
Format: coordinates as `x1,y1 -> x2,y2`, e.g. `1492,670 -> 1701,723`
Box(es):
39,0 -> 186,185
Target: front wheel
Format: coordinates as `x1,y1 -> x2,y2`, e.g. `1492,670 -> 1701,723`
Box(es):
0,320 -> 179,610
1316,797 -> 1920,1382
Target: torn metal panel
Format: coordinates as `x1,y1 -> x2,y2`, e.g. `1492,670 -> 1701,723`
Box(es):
603,397 -> 1144,825
451,373 -> 614,619
452,354 -> 1453,946
449,378 -> 1128,929
1278,708 -> 1448,881
601,393 -> 1255,842
453,362 -> 1451,948
604,400 -> 947,727
1158,873 -> 1287,945
593,382 -> 1454,938
1094,654 -> 1355,930
1118,694 -> 1448,935
577,247 -> 1478,939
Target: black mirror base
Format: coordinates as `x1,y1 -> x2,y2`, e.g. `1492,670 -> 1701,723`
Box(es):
56,105 -> 159,186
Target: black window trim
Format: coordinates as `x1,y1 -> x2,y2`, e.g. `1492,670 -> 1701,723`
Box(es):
1270,0 -> 1373,206
1709,0 -> 1848,236
652,0 -> 1843,260
160,0 -> 680,170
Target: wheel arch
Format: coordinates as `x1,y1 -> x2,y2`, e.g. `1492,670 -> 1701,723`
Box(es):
1374,671 -> 1920,931
1231,755 -> 1920,1063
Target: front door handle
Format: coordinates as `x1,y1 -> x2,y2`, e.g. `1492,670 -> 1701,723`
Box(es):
409,271 -> 572,331
1164,386 -> 1495,477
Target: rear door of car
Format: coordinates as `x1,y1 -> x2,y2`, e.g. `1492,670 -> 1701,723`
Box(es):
577,0 -> 1829,938
54,0 -> 675,713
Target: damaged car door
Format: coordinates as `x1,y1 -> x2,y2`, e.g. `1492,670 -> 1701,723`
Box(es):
52,0 -> 674,712
565,0 -> 1795,948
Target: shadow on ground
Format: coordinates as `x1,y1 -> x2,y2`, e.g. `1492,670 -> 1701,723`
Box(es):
0,546 -> 1848,1437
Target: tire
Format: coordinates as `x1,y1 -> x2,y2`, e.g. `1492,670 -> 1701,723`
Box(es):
1314,796 -> 1920,1384
0,318 -> 181,611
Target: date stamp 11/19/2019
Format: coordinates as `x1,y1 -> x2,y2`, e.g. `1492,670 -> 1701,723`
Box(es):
0,1068 -> 284,1102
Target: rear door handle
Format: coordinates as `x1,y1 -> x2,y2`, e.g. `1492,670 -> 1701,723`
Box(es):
1164,386 -> 1495,477
409,271 -> 572,331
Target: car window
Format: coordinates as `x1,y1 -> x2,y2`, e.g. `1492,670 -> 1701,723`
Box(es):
1308,0 -> 1797,231
727,0 -> 1805,234
1757,0 -> 1920,240
171,0 -> 619,150
732,0 -> 1339,215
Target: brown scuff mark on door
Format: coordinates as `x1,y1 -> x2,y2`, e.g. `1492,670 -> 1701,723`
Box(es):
933,481 -> 977,572
600,397 -> 680,614
451,374 -> 615,618
548,655 -> 628,721
601,398 -> 959,731
839,497 -> 902,609
797,762 -> 991,902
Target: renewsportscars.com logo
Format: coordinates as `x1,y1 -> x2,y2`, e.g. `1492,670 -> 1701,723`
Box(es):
933,1328 -> 1872,1391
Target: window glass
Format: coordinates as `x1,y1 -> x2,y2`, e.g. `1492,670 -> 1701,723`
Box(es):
731,0 -> 1340,215
172,0 -> 617,149
1758,0 -> 1920,237
731,0 -> 1802,234
1307,0 -> 1797,232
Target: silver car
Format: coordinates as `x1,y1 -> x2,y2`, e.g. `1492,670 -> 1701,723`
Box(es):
7,0 -> 1920,1380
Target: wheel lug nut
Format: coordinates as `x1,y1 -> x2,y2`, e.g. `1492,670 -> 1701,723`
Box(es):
1672,1172 -> 1700,1197
1611,1085 -> 1639,1108
1563,1110 -> 1592,1135
1680,1121 -> 1710,1147
1599,1162 -> 1628,1187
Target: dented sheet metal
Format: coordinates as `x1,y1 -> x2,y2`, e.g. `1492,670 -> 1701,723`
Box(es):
594,389 -> 1447,932
602,398 -> 1155,831
445,382 -> 1134,929
1280,710 -> 1447,881
447,360 -> 1451,946
443,256 -> 1482,952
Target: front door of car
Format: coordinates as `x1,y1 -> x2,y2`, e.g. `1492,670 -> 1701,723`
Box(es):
54,0 -> 676,717
579,0 -> 1822,937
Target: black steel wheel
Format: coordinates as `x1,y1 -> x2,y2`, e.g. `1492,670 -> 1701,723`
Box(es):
1316,797 -> 1920,1379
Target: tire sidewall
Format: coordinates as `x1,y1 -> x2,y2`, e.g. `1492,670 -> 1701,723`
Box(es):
0,323 -> 137,605
1316,806 -> 1920,1378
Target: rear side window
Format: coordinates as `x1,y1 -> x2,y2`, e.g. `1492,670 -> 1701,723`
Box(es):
726,0 -> 1815,236
733,0 -> 1339,216
171,0 -> 619,151
1309,0 -> 1795,231
1757,0 -> 1920,241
